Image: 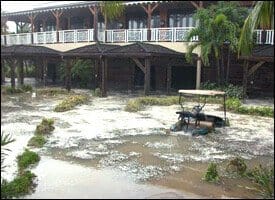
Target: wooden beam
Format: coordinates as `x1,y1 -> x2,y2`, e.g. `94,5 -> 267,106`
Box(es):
190,1 -> 203,9
42,58 -> 47,87
101,57 -> 108,97
144,58 -> 151,95
247,61 -> 265,77
65,59 -> 72,91
89,6 -> 98,42
132,58 -> 145,73
166,65 -> 171,94
18,58 -> 24,85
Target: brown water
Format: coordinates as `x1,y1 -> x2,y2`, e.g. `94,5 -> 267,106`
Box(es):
1,89 -> 274,199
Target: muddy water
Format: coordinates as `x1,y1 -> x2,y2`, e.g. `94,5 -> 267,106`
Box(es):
1,90 -> 274,199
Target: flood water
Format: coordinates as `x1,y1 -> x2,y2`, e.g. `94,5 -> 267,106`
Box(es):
1,88 -> 274,199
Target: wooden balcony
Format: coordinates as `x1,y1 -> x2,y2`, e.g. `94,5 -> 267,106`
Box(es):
1,28 -> 273,46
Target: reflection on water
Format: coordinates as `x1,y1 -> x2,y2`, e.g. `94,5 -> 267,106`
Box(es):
1,90 -> 274,198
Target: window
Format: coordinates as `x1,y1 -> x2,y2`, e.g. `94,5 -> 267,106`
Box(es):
128,18 -> 146,29
169,13 -> 196,27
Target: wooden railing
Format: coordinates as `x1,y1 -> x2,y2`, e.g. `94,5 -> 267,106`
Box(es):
2,28 -> 273,46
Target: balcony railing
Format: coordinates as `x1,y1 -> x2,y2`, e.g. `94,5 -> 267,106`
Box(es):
2,28 -> 274,46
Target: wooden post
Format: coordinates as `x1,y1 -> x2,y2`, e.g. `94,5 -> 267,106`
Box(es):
94,59 -> 99,89
28,14 -> 37,44
18,58 -> 24,85
144,58 -> 151,95
141,3 -> 159,41
42,18 -> 47,31
9,59 -> 16,89
101,57 -> 108,97
128,64 -> 135,92
196,57 -> 201,89
166,65 -> 171,94
42,58 -> 47,87
1,60 -> 5,85
242,60 -> 248,102
52,10 -> 63,43
89,6 -> 98,42
65,59 -> 72,91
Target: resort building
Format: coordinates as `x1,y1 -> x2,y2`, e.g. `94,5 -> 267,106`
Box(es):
1,1 -> 274,96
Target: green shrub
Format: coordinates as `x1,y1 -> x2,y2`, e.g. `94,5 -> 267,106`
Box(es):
1,86 -> 23,94
92,88 -> 101,97
124,96 -> 179,112
203,162 -> 220,183
20,84 -> 33,92
226,98 -> 242,110
36,87 -> 70,96
246,165 -> 274,197
17,149 -> 40,171
226,157 -> 247,176
201,81 -> 243,99
125,99 -> 142,112
1,171 -> 36,199
71,59 -> 94,88
27,135 -> 46,148
54,95 -> 89,112
35,118 -> 55,135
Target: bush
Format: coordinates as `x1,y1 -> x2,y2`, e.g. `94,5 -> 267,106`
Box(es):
226,157 -> 247,176
54,95 -> 89,112
246,165 -> 274,197
1,86 -> 24,94
225,98 -> 273,117
203,162 -> 220,183
71,59 -> 94,88
92,88 -> 101,97
201,81 -> 243,99
17,149 -> 40,171
1,171 -> 36,199
27,135 -> 46,148
125,99 -> 142,112
36,87 -> 70,96
35,118 -> 55,135
124,96 -> 179,112
20,84 -> 33,92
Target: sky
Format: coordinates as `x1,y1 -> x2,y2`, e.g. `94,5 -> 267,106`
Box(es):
1,1 -> 81,32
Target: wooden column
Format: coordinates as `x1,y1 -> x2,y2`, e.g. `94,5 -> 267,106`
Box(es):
42,58 -> 47,86
190,1 -> 204,9
94,59 -> 100,89
52,10 -> 63,43
159,7 -> 167,27
101,57 -> 108,97
196,57 -> 202,89
18,58 -> 24,85
65,59 -> 72,91
8,59 -> 16,89
242,60 -> 248,102
144,58 -> 151,95
89,6 -> 98,42
28,14 -> 37,44
166,65 -> 171,94
1,60 -> 5,85
141,3 -> 159,41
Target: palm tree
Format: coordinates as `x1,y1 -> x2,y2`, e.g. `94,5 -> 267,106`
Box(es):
1,132 -> 15,173
238,1 -> 274,56
99,1 -> 124,30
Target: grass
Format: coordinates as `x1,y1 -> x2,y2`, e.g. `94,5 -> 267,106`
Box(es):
1,85 -> 33,95
203,162 -> 220,183
245,165 -> 274,197
54,94 -> 89,112
36,87 -> 71,96
125,96 -> 178,112
225,98 -> 274,118
35,118 -> 55,135
1,170 -> 36,199
226,157 -> 247,176
27,135 -> 46,148
17,149 -> 40,172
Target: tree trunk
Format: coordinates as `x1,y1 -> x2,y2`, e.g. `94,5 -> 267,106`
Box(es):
216,58 -> 220,85
221,46 -> 224,84
226,48 -> 230,83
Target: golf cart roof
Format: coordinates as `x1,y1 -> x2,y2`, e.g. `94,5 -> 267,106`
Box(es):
178,90 -> 225,96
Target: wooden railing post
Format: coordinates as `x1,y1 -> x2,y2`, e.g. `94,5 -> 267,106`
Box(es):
141,3 -> 159,41
52,10 -> 63,43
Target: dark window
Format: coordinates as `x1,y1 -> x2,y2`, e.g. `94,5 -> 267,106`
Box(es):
168,13 -> 196,27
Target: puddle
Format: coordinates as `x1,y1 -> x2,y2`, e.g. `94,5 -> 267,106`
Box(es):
1,89 -> 274,198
